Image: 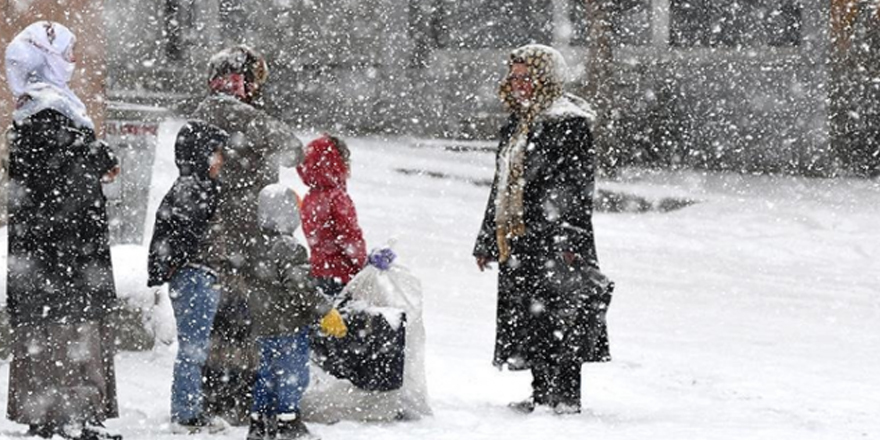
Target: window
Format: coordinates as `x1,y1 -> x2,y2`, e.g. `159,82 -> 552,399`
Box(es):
569,0 -> 653,47
669,0 -> 802,48
434,0 -> 555,49
164,0 -> 183,61
219,0 -> 246,41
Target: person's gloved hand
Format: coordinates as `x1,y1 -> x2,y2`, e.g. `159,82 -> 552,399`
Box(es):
368,247 -> 397,271
320,309 -> 348,338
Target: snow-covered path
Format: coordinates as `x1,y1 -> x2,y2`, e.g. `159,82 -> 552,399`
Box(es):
2,121 -> 878,439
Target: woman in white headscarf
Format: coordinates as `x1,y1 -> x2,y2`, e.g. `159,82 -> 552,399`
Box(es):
4,21 -> 122,440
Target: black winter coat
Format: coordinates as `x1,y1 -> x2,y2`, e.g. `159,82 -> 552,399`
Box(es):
147,176 -> 220,286
147,121 -> 226,286
474,112 -> 611,369
6,110 -> 118,327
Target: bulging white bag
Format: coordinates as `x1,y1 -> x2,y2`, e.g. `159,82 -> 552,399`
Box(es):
302,247 -> 431,422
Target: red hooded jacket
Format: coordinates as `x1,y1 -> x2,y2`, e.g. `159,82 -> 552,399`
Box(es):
297,136 -> 367,283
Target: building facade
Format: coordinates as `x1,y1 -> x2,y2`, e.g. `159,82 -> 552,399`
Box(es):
103,1 -> 839,174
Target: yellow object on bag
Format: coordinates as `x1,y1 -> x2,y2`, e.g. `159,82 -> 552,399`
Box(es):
320,309 -> 348,338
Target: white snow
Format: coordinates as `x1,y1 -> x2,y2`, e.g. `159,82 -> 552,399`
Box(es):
1,119 -> 879,439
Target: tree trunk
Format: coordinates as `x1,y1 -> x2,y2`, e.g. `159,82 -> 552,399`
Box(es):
584,0 -> 617,176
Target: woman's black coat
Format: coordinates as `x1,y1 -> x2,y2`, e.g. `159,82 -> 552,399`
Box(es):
6,109 -> 118,327
474,112 -> 611,370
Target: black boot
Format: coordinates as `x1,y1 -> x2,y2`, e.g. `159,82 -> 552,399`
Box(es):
53,422 -> 122,440
275,414 -> 316,440
79,422 -> 123,440
26,424 -> 56,438
247,413 -> 277,440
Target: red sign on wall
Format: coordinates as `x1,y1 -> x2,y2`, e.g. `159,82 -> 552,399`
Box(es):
105,121 -> 159,137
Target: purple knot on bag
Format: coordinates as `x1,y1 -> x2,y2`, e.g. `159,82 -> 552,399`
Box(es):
368,247 -> 396,271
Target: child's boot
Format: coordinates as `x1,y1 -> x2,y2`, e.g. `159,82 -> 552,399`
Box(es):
247,413 -> 275,440
275,413 -> 317,440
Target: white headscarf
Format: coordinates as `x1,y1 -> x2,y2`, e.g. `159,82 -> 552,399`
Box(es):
4,21 -> 93,129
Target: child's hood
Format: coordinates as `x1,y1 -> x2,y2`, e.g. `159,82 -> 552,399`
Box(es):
175,121 -> 227,179
297,135 -> 348,190
258,183 -> 302,235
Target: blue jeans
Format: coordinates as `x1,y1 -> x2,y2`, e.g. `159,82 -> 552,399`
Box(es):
251,329 -> 311,417
169,266 -> 221,422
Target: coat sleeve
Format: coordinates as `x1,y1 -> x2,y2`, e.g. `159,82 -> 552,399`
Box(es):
87,139 -> 119,177
473,119 -> 517,260
330,191 -> 368,269
541,117 -> 598,264
250,112 -> 304,168
147,180 -> 217,286
473,164 -> 500,260
57,122 -> 116,178
276,239 -> 333,321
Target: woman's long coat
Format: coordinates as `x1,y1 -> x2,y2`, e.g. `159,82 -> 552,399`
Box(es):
6,109 -> 118,327
474,111 -> 611,370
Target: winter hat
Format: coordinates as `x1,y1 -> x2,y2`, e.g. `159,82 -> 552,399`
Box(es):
297,134 -> 350,189
258,184 -> 302,235
4,21 -> 92,129
174,121 -> 228,179
207,45 -> 269,103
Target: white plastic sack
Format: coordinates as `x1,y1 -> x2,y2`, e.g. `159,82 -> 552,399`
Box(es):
143,285 -> 177,346
302,254 -> 431,422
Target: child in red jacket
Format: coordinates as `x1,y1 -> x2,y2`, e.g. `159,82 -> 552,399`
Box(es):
297,134 -> 368,298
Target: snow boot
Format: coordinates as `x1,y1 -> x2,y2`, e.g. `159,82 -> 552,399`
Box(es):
26,423 -> 56,438
553,402 -> 582,416
275,413 -> 318,440
170,415 -> 229,434
247,413 -> 277,440
79,422 -> 123,440
52,422 -> 121,440
508,397 -> 536,414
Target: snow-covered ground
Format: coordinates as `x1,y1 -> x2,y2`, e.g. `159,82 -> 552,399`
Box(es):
1,120 -> 879,439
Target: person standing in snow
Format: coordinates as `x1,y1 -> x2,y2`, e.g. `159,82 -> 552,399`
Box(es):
473,44 -> 611,415
4,21 -> 122,439
245,184 -> 348,440
296,134 -> 367,299
146,121 -> 230,433
1,125 -> 9,225
190,45 -> 305,424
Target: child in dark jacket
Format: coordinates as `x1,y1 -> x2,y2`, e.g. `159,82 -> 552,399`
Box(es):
246,184 -> 348,440
296,134 -> 367,298
147,121 -> 229,433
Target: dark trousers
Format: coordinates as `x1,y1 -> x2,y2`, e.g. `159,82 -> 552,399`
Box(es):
531,359 -> 581,407
315,277 -> 345,300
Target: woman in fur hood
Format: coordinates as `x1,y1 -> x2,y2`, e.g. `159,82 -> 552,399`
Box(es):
474,44 -> 611,415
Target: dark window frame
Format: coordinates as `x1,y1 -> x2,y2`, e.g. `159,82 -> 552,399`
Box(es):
669,0 -> 803,48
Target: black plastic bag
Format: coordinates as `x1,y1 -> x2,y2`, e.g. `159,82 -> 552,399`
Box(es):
312,307 -> 406,392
